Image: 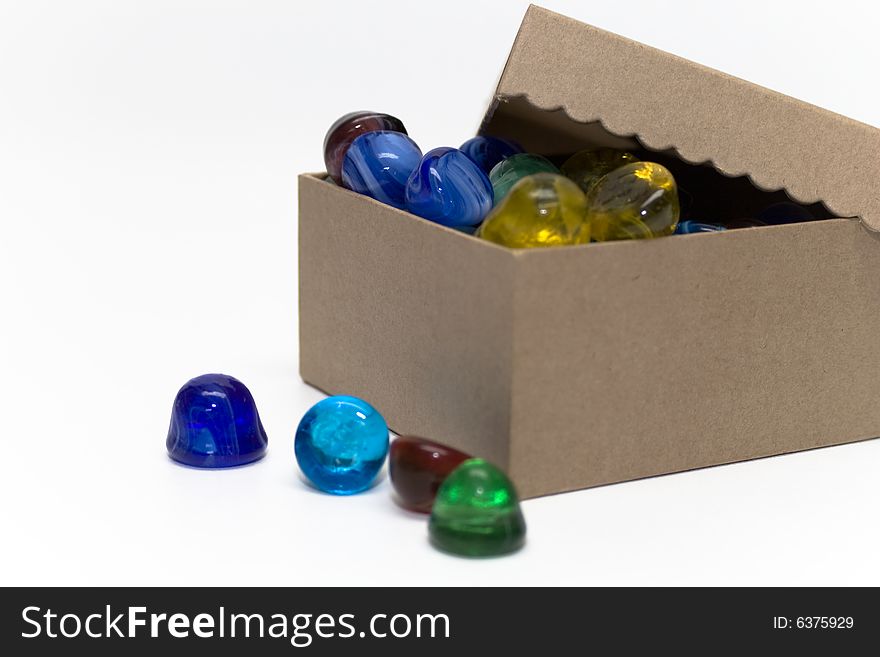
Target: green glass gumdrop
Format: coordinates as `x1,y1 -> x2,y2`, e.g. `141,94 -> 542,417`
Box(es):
488,153 -> 559,204
587,161 -> 680,241
477,173 -> 591,248
428,458 -> 526,557
560,148 -> 639,194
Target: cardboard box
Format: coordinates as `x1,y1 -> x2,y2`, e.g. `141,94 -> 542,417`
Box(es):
298,5 -> 880,498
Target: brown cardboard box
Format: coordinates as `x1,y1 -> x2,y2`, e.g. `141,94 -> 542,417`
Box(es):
298,5 -> 880,499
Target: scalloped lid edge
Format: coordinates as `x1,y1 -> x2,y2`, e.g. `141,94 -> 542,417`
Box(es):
481,5 -> 880,231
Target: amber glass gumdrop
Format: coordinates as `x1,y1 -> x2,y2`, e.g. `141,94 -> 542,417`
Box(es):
323,111 -> 407,185
389,436 -> 471,513
477,173 -> 591,248
560,148 -> 639,194
587,161 -> 680,241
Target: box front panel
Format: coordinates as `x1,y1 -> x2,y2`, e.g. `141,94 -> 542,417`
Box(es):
510,219 -> 880,497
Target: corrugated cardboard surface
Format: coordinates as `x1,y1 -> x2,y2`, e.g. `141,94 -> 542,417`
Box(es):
299,6 -> 880,498
485,5 -> 880,230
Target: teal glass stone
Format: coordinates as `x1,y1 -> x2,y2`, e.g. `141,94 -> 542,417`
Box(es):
294,395 -> 389,495
488,153 -> 559,204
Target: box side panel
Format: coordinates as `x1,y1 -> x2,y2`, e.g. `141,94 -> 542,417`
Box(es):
491,6 -> 880,230
298,175 -> 514,467
510,220 -> 880,498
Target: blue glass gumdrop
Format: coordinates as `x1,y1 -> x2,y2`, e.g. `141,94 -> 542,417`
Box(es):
757,202 -> 814,225
674,220 -> 727,234
341,131 -> 422,209
166,374 -> 268,468
404,147 -> 494,228
294,395 -> 389,495
678,185 -> 695,219
459,136 -> 523,175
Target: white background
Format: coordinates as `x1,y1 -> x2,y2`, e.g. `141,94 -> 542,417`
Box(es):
1,0 -> 879,586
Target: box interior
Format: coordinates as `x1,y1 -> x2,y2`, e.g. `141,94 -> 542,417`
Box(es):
480,95 -> 838,226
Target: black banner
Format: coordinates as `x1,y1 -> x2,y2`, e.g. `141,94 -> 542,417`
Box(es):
1,587 -> 875,654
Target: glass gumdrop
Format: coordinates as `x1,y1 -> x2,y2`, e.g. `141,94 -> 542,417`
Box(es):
459,136 -> 523,175
294,395 -> 389,495
477,173 -> 591,248
429,458 -> 526,557
389,436 -> 471,513
560,148 -> 639,194
405,147 -> 494,227
166,373 -> 268,468
323,111 -> 407,185
341,131 -> 422,209
488,153 -> 559,204
674,220 -> 726,234
587,161 -> 680,241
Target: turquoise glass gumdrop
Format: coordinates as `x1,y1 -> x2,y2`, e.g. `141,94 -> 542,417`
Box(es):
294,395 -> 389,495
488,153 -> 559,204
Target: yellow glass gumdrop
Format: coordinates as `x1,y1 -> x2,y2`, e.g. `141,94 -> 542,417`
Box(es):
587,162 -> 680,241
476,173 -> 591,248
560,148 -> 639,194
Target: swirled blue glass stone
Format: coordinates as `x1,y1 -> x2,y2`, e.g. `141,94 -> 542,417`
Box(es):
459,136 -> 523,175
166,374 -> 268,468
404,147 -> 494,228
341,131 -> 422,209
674,220 -> 727,234
294,395 -> 389,495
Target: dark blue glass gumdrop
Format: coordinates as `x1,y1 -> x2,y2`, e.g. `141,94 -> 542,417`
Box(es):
674,220 -> 727,234
757,202 -> 815,225
677,185 -> 695,219
167,374 -> 268,468
459,136 -> 523,174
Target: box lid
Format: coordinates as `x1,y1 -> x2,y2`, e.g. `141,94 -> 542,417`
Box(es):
481,5 -> 880,231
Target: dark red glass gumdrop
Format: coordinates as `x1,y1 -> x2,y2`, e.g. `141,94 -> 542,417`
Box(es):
389,436 -> 471,513
323,111 -> 407,185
